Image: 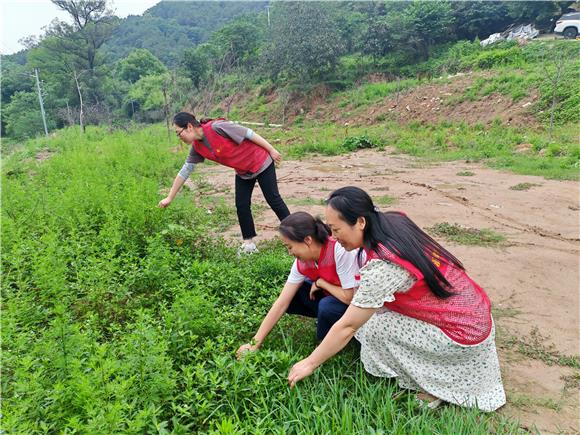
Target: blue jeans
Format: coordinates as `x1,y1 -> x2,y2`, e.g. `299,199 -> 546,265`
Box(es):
286,281 -> 348,340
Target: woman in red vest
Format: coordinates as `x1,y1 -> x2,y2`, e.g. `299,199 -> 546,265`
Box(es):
159,112 -> 290,254
288,187 -> 506,412
237,212 -> 360,358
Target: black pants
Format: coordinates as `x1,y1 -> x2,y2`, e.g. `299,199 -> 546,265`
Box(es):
286,281 -> 349,340
235,162 -> 290,239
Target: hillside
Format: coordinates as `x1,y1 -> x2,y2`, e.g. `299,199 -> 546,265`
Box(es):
214,39 -> 579,128
102,1 -> 268,65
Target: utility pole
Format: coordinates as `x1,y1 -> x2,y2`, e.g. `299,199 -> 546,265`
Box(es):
266,5 -> 270,27
34,68 -> 49,137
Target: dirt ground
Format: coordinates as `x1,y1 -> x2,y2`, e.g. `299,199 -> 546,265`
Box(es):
189,149 -> 579,433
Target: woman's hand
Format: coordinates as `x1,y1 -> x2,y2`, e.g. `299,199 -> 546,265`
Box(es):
158,197 -> 172,208
288,357 -> 317,387
236,342 -> 259,359
270,149 -> 282,164
309,280 -> 322,300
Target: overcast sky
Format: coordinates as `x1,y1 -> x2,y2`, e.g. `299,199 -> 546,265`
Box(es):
1,0 -> 160,55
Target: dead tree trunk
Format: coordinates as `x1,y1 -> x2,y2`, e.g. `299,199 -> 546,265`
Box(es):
73,69 -> 84,133
162,79 -> 170,138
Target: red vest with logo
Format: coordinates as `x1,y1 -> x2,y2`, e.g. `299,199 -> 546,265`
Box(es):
192,120 -> 270,175
365,244 -> 492,345
297,238 -> 342,296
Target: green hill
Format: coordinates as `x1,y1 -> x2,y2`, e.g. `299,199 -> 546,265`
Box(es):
102,1 -> 268,65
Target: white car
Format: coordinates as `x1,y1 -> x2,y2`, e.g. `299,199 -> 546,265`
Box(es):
554,12 -> 580,39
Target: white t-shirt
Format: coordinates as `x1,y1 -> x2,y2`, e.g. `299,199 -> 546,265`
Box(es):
286,243 -> 365,289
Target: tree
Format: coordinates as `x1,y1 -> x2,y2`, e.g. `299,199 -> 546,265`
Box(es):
362,15 -> 395,58
3,91 -> 56,139
118,49 -> 167,84
126,72 -> 191,114
265,2 -> 344,84
45,1 -> 118,104
179,47 -> 210,89
506,1 -> 574,31
403,1 -> 456,60
1,60 -> 35,106
451,1 -> 511,40
359,2 -> 406,60
49,1 -> 118,73
334,5 -> 368,54
208,17 -> 266,70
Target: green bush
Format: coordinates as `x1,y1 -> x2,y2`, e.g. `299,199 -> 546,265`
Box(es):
342,135 -> 377,151
474,46 -> 523,69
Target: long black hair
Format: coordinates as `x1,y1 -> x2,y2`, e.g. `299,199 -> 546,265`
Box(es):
279,212 -> 330,245
327,186 -> 463,298
173,112 -> 211,128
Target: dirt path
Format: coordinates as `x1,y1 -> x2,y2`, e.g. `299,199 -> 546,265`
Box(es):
190,149 -> 579,433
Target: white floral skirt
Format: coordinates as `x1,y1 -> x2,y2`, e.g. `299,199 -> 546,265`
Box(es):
354,310 -> 506,412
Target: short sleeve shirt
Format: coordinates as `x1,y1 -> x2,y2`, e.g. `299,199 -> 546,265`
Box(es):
286,243 -> 362,289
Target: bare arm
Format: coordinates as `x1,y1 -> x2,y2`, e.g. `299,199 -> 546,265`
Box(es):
158,174 -> 187,208
287,304 -> 377,387
312,278 -> 353,304
159,159 -> 198,208
237,281 -> 302,358
249,133 -> 281,163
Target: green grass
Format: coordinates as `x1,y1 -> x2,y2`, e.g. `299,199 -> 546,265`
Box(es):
561,372 -> 580,392
454,69 -> 539,104
375,194 -> 397,206
500,327 -> 580,369
509,182 -> 539,191
1,125 -> 523,433
335,78 -> 422,109
508,393 -> 562,411
285,197 -> 326,206
492,307 -> 522,320
263,120 -> 579,180
427,222 -> 506,247
457,171 -> 476,176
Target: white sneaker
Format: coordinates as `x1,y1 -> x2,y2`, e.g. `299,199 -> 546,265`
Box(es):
238,241 -> 259,256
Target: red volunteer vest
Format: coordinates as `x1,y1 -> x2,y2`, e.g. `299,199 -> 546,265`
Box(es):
192,120 -> 270,175
297,238 -> 342,296
365,244 -> 492,345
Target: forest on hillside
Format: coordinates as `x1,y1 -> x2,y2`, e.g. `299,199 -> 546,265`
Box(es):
1,0 -> 577,139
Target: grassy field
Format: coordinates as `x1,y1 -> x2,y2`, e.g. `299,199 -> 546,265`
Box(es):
263,120 -> 579,180
1,126 -> 529,433
3,39 -> 578,433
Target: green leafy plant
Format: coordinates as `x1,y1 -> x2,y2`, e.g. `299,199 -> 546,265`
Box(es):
342,135 -> 377,151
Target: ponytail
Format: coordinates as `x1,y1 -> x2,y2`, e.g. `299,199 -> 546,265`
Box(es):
313,217 -> 330,244
279,212 -> 330,244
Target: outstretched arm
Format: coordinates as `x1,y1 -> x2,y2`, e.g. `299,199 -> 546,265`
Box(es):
237,281 -> 301,358
287,304 -> 377,387
158,174 -> 187,208
158,161 -> 197,208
